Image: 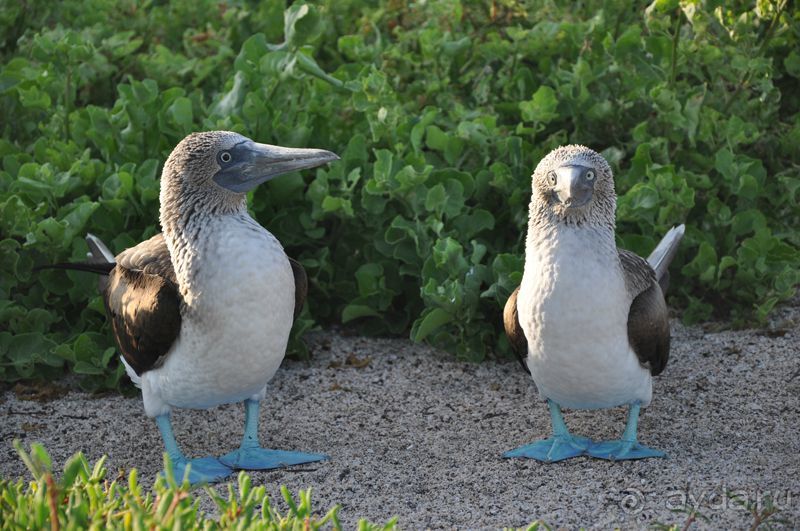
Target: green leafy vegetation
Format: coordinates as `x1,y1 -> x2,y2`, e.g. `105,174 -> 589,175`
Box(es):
1,0 -> 798,387
1,441 -> 395,530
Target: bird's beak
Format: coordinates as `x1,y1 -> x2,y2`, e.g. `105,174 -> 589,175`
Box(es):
213,141 -> 340,193
553,165 -> 595,208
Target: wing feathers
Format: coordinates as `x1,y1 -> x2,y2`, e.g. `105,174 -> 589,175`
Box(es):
104,266 -> 181,376
86,233 -> 116,264
503,287 -> 530,374
115,233 -> 177,284
620,226 -> 681,376
626,282 -> 670,375
289,257 -> 307,320
646,224 -> 685,292
102,234 -> 181,376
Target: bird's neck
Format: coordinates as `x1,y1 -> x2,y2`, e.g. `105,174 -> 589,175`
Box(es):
525,209 -> 617,258
159,180 -> 249,298
160,177 -> 247,242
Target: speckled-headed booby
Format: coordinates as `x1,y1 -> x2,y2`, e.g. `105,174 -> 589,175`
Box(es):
503,145 -> 684,462
49,131 -> 338,483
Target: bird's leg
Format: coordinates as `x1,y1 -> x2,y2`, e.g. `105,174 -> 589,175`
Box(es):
218,399 -> 328,470
587,402 -> 666,460
154,413 -> 232,485
503,399 -> 590,462
239,397 -> 262,449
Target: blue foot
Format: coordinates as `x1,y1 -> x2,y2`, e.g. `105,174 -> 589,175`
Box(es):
154,413 -> 233,485
169,456 -> 233,485
587,439 -> 666,461
219,447 -> 328,470
586,402 -> 666,460
504,435 -> 590,462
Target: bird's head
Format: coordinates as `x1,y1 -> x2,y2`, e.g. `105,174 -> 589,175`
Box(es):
529,144 -> 616,227
160,131 -> 339,221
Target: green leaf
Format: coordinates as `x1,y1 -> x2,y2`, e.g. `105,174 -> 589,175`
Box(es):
412,308 -> 454,342
73,361 -> 105,375
714,148 -> 735,181
682,242 -> 718,283
168,97 -> 193,130
519,86 -> 558,123
61,452 -> 86,490
785,50 -> 800,79
425,184 -> 446,214
284,4 -> 322,49
341,304 -> 380,323
18,86 -> 51,110
736,173 -> 758,200
61,201 -> 99,242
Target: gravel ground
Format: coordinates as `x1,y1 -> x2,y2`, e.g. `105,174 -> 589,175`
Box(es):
1,309 -> 798,529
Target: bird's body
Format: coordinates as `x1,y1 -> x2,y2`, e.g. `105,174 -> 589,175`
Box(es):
518,224 -> 652,410
503,144 -> 682,462
131,215 -> 294,416
47,131 -> 338,483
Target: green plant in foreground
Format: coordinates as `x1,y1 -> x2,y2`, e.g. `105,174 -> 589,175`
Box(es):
504,522 -> 552,531
1,441 -> 397,530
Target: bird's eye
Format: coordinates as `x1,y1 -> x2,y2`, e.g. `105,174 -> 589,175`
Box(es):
220,151 -> 232,163
547,171 -> 557,185
586,170 -> 595,181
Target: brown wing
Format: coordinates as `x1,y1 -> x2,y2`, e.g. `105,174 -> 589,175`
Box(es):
116,233 -> 177,283
619,249 -> 670,376
503,287 -> 530,374
103,234 -> 181,376
289,257 -> 307,320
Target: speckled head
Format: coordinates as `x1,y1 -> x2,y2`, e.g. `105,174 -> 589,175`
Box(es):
159,131 -> 338,231
529,144 -> 616,228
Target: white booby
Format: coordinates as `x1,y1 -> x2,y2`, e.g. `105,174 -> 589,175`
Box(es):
503,145 -> 684,461
48,131 -> 339,483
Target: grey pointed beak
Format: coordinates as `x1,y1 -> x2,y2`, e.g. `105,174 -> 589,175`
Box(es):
554,165 -> 595,208
213,141 -> 340,193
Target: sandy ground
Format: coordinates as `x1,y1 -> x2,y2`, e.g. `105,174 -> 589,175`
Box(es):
1,310 -> 798,529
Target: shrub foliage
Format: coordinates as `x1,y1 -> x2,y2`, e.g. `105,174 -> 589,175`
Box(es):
1,0 -> 798,387
1,441 -> 395,529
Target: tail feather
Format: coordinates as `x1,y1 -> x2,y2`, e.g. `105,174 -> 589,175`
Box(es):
86,233 -> 115,264
647,224 -> 685,293
35,262 -> 115,275
35,234 -> 116,275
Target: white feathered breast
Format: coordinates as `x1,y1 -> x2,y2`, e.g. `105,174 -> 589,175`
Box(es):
139,214 -> 295,417
518,226 -> 652,409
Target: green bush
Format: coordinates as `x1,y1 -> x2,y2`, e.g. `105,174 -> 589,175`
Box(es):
1,0 -> 798,388
1,441 -> 396,529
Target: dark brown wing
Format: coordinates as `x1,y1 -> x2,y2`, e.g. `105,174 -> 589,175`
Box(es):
103,234 -> 181,376
289,257 -> 307,320
116,233 -> 176,283
619,250 -> 670,376
503,287 -> 530,374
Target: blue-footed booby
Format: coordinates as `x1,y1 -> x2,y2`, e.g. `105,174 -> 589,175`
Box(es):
47,131 -> 338,483
502,145 -> 684,462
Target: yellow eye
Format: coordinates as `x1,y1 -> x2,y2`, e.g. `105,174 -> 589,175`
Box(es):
547,171 -> 557,185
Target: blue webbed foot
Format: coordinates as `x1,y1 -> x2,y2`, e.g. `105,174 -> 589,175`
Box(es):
169,456 -> 233,485
504,400 -> 590,462
504,435 -> 590,462
587,439 -> 666,461
586,402 -> 666,460
155,414 -> 233,485
223,399 -> 328,470
219,446 -> 328,470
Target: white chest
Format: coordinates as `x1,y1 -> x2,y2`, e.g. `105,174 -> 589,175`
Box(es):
518,227 -> 652,409
142,215 -> 296,413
